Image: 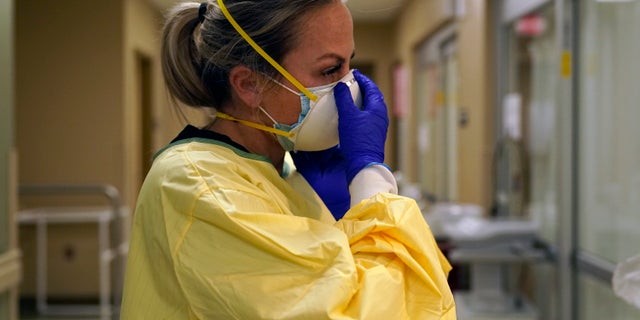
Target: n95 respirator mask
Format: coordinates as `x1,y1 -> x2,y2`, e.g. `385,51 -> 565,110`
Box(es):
261,69 -> 363,151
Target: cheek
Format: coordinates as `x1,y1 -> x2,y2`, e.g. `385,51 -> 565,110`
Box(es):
281,94 -> 302,124
267,91 -> 302,124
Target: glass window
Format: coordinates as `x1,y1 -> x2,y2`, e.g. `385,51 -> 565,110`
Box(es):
578,273 -> 640,319
499,4 -> 559,243
497,5 -> 560,317
579,0 -> 640,263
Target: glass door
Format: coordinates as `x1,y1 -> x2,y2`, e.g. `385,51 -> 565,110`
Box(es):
496,1 -> 560,318
577,0 -> 640,318
496,3 -> 558,222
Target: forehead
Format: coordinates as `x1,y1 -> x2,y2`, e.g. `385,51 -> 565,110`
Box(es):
288,2 -> 354,59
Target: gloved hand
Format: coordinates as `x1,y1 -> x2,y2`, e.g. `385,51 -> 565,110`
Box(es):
291,146 -> 351,220
334,69 -> 389,183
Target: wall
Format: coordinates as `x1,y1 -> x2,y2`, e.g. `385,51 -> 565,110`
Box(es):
16,0 -> 124,297
456,0 -> 494,208
0,0 -> 14,254
16,0 -> 124,193
124,0 -> 167,208
352,21 -> 395,167
394,0 -> 452,183
391,0 -> 494,209
0,0 -> 20,317
15,0 -> 172,297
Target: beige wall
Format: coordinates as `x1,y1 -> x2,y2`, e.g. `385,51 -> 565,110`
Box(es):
387,0 -> 494,208
16,0 -> 170,297
352,1 -> 455,172
16,0 -> 125,194
15,0 -> 125,297
1,0 -> 14,253
456,0 -> 494,209
394,0 -> 453,182
395,0 -> 453,59
1,0 -> 20,317
124,0 -> 167,207
352,22 -> 396,167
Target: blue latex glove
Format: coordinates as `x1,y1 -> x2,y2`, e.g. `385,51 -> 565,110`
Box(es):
334,69 -> 389,183
291,146 -> 351,219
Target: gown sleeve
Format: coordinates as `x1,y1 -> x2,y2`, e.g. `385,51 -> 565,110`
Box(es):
336,193 -> 456,319
171,184 -> 455,319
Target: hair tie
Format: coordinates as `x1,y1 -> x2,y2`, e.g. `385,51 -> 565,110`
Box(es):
198,2 -> 208,24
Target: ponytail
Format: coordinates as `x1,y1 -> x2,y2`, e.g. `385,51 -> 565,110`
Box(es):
161,2 -> 221,108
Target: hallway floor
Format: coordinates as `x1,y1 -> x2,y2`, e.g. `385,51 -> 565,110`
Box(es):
19,299 -> 119,320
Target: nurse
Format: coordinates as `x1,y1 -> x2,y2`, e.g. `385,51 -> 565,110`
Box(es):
121,0 -> 456,319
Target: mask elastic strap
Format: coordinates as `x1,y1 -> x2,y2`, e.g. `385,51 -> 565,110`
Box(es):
258,107 -> 280,126
216,0 -> 318,102
215,112 -> 295,138
265,76 -> 299,96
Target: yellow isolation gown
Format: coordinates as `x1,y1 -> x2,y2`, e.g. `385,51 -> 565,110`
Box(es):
120,137 -> 456,319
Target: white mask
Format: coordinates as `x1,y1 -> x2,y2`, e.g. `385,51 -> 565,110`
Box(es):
215,70 -> 362,152
262,69 -> 362,151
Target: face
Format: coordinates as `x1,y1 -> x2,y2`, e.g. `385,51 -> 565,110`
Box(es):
260,1 -> 355,125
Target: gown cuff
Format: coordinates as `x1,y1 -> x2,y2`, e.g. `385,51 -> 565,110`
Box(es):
349,164 -> 398,207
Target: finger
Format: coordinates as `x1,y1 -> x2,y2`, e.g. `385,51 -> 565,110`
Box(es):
353,70 -> 385,111
334,82 -> 356,118
353,70 -> 383,99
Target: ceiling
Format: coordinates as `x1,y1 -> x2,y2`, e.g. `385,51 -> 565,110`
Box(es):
148,0 -> 407,22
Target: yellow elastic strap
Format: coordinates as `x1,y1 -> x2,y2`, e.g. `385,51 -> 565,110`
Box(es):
215,112 -> 295,138
216,0 -> 318,101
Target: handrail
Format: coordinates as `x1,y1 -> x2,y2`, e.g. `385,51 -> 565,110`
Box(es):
576,250 -> 616,284
19,184 -> 122,213
18,183 -> 126,317
524,240 -> 615,284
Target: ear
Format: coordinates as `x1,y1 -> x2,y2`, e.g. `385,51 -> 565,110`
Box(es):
229,65 -> 262,109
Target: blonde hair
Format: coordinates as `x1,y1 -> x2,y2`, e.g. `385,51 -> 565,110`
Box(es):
161,0 -> 337,110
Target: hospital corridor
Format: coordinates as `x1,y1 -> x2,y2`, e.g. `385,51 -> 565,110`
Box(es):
1,0 -> 640,319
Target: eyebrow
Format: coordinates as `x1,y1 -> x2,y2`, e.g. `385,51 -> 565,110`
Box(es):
316,51 -> 356,62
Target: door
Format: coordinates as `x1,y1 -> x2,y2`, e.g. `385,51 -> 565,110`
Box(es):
136,53 -> 154,181
577,1 -> 640,318
415,25 -> 458,202
496,1 -> 560,318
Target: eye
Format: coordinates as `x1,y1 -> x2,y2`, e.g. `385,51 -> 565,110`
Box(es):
322,63 -> 343,77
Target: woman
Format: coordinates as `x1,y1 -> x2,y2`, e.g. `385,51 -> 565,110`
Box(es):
121,0 -> 456,319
